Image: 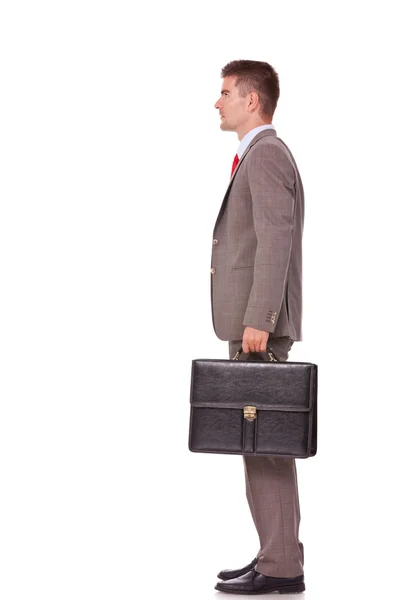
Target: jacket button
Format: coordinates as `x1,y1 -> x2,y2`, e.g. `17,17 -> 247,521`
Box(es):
213,239 -> 219,246
210,268 -> 216,275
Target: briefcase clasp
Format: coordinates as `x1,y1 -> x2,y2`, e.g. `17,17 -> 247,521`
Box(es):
243,406 -> 257,421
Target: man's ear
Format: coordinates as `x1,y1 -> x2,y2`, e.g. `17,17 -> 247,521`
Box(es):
247,91 -> 260,113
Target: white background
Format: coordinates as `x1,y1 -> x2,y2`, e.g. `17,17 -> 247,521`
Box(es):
1,1 -> 400,599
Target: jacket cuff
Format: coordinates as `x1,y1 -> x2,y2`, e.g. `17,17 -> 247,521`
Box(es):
243,307 -> 279,333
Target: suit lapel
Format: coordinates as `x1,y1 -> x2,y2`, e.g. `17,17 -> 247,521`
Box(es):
213,129 -> 277,231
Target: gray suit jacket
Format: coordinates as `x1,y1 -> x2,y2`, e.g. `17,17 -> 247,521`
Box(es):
210,129 -> 304,342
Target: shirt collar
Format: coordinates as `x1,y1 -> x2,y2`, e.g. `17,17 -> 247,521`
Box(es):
237,124 -> 276,159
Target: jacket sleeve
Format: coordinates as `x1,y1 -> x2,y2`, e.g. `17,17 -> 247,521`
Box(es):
243,141 -> 296,333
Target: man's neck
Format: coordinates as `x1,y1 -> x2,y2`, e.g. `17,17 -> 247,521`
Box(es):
237,120 -> 272,141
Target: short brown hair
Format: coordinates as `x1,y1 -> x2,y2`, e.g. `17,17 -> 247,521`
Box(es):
221,60 -> 280,118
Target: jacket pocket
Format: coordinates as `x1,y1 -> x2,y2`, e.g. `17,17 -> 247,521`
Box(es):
232,265 -> 254,270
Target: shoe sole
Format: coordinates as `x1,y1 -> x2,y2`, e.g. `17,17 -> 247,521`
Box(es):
215,582 -> 306,594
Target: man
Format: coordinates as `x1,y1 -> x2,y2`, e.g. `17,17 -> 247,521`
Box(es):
211,60 -> 306,595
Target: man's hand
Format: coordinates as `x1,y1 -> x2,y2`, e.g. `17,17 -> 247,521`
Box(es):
242,327 -> 270,353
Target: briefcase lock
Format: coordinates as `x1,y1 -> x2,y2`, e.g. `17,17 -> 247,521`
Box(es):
243,406 -> 257,421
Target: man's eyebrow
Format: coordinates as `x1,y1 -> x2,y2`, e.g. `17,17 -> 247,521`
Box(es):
221,89 -> 231,94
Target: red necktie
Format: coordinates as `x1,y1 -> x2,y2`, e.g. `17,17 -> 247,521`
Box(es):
231,153 -> 239,177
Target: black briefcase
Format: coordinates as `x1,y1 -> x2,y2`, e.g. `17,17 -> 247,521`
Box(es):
188,352 -> 317,458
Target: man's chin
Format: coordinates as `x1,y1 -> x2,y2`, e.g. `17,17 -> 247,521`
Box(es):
220,121 -> 232,132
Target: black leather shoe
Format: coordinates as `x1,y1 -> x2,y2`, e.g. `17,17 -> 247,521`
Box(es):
217,558 -> 257,581
215,569 -> 305,594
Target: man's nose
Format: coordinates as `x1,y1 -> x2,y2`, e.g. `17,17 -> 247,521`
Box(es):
214,99 -> 221,109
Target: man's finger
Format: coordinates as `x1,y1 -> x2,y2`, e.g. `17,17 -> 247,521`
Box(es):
242,339 -> 250,353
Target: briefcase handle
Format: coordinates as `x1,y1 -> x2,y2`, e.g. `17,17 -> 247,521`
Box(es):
232,346 -> 278,362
